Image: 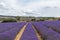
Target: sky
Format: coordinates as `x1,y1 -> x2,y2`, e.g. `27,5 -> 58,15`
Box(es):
0,0 -> 60,17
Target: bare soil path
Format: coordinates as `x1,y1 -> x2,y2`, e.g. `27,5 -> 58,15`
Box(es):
14,23 -> 43,40
14,23 -> 27,40
32,25 -> 43,40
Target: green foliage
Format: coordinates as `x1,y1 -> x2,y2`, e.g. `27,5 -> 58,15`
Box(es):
39,19 -> 45,21
2,18 -> 17,23
31,18 -> 36,21
16,16 -> 20,20
58,18 -> 60,20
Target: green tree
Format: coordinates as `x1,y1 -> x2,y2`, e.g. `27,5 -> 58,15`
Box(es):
16,16 -> 20,20
2,18 -> 17,23
58,18 -> 60,20
31,18 -> 36,21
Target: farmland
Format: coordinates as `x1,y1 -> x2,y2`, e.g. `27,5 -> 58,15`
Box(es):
0,20 -> 60,40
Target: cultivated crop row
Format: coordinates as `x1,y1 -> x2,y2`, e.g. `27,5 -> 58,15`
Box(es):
0,22 -> 26,40
33,21 -> 60,40
20,23 -> 38,40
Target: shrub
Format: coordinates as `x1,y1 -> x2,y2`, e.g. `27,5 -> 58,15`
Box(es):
58,18 -> 60,20
31,18 -> 36,21
2,18 -> 17,23
39,19 -> 45,21
16,16 -> 20,20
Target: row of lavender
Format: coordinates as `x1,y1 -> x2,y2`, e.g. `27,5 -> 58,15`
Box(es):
0,22 -> 26,40
33,21 -> 60,40
20,23 -> 38,40
41,20 -> 60,33
0,20 -> 60,40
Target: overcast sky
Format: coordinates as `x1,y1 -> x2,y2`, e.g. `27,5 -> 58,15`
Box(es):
0,0 -> 60,17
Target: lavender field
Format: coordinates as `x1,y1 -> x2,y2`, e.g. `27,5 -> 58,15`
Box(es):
0,0 -> 60,40
0,20 -> 60,40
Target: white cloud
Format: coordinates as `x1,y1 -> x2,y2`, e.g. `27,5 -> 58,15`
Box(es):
0,0 -> 60,17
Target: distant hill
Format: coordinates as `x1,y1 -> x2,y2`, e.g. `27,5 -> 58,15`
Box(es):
0,15 -> 16,18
